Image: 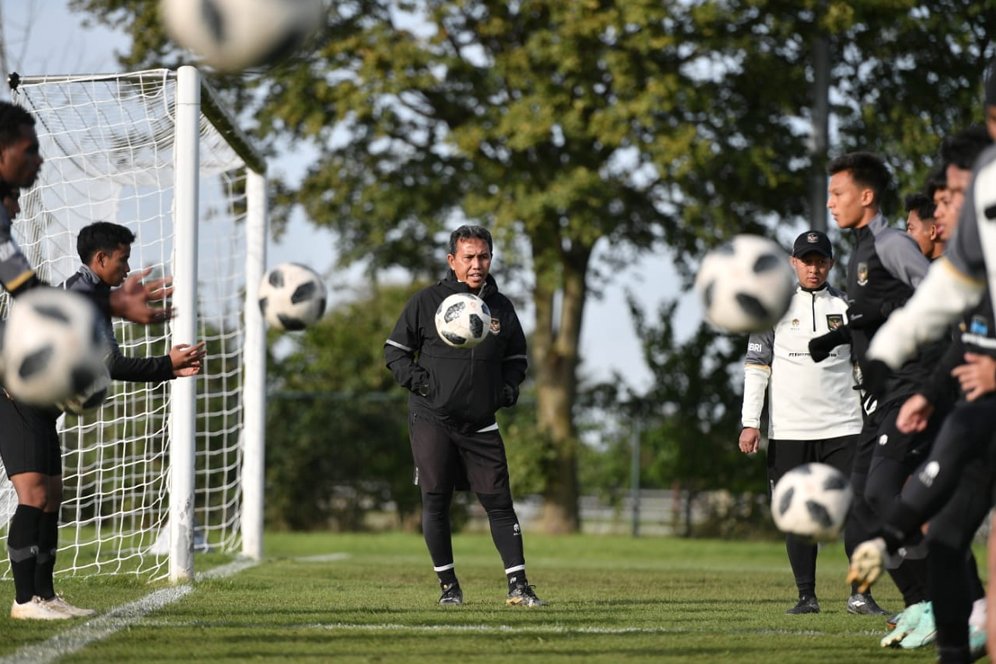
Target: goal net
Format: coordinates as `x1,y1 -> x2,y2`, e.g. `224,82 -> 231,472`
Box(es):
0,68 -> 267,582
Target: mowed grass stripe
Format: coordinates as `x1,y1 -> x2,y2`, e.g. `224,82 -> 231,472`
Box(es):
0,533 -> 939,663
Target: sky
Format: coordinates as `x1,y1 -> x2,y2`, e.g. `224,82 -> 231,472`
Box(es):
0,0 -> 707,391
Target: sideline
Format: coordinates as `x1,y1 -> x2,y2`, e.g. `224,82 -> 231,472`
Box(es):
0,558 -> 258,664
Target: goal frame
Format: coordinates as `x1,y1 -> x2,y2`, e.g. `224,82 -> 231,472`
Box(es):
11,66 -> 268,582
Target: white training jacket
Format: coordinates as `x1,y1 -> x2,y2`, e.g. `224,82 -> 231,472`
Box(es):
741,284 -> 864,441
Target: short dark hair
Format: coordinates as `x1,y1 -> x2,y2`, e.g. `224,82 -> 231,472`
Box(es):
939,124 -> 993,171
903,192 -> 935,221
924,164 -> 948,200
448,225 -> 493,255
827,152 -> 892,211
77,221 -> 136,263
0,101 -> 36,150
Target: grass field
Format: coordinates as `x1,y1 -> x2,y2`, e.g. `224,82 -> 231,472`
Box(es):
0,532 -> 946,662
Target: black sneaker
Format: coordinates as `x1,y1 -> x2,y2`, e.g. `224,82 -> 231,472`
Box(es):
439,582 -> 463,605
786,596 -> 820,614
847,592 -> 888,615
506,583 -> 544,607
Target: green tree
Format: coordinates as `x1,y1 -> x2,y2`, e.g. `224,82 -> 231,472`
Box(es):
71,0 -> 995,533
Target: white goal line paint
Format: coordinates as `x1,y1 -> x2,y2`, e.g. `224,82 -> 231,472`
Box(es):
0,559 -> 257,664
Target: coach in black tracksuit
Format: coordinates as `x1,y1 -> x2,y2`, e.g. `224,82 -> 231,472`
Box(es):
384,224 -> 542,608
813,152 -> 942,619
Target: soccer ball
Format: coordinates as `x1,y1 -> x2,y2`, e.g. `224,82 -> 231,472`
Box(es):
1,288 -> 111,408
694,234 -> 795,333
58,362 -> 112,415
771,463 -> 853,541
160,0 -> 323,73
434,293 -> 491,348
258,262 -> 327,331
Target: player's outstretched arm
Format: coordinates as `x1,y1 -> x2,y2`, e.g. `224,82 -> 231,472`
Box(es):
170,342 -> 207,377
108,267 -> 174,324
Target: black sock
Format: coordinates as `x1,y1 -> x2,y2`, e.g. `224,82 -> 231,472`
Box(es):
8,505 -> 43,604
436,568 -> 458,587
888,556 -> 929,606
35,511 -> 59,600
477,491 -> 525,578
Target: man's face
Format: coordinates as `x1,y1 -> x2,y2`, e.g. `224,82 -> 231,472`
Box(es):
905,210 -> 938,258
94,244 -> 132,287
932,187 -> 952,239
986,105 -> 996,142
0,124 -> 42,189
827,170 -> 871,229
790,253 -> 833,290
447,237 -> 491,290
942,164 -> 972,241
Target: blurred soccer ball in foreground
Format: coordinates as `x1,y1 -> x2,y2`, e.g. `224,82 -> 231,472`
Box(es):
435,293 -> 491,348
160,0 -> 323,73
2,288 -> 111,408
258,262 -> 327,331
771,463 -> 852,541
694,234 -> 795,333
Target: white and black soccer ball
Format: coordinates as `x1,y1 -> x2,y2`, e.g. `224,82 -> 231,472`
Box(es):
1,288 -> 111,408
434,293 -> 491,348
58,361 -> 112,415
771,462 -> 853,541
258,262 -> 327,331
160,0 -> 323,73
694,234 -> 795,333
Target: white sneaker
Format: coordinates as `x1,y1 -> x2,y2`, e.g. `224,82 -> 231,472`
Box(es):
42,595 -> 96,617
10,596 -> 73,620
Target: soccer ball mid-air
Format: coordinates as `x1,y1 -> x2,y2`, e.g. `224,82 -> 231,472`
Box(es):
771,463 -> 853,541
160,0 -> 323,73
1,288 -> 111,408
258,262 -> 327,331
435,293 -> 491,348
694,234 -> 795,333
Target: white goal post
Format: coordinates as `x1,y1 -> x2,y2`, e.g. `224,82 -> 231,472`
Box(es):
0,67 -> 267,582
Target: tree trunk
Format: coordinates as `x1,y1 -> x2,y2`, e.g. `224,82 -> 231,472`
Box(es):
529,244 -> 590,533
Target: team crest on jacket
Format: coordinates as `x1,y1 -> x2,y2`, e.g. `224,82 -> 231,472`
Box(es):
490,317 -> 501,335
826,314 -> 844,330
857,262 -> 869,286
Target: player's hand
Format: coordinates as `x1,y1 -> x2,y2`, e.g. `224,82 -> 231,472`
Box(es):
501,383 -> 519,407
738,427 -> 760,454
847,537 -> 887,593
170,342 -> 207,376
895,393 -> 933,434
951,353 -> 996,401
109,268 -> 174,324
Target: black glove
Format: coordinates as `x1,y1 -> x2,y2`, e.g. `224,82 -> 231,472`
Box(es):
808,326 -> 850,363
860,359 -> 892,398
846,300 -> 886,330
501,383 -> 519,407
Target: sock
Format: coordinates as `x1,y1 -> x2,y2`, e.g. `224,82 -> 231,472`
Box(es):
7,505 -> 43,605
506,569 -> 528,590
34,511 -> 59,600
435,565 -> 458,587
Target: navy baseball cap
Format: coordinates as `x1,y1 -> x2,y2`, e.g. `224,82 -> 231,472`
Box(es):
792,230 -> 833,258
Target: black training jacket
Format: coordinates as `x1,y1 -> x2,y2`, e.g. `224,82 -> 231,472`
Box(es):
384,272 -> 528,432
847,214 -> 944,403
